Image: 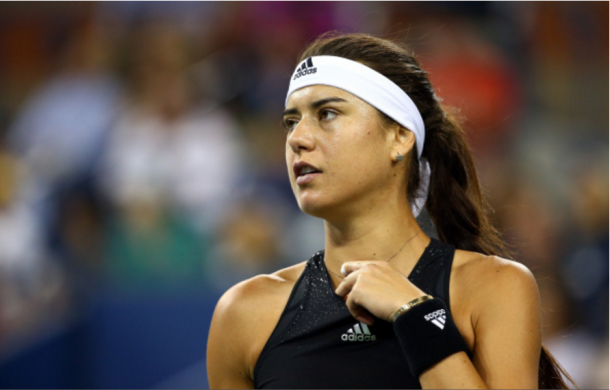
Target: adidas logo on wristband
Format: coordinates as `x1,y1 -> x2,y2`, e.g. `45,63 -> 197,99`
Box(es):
424,308 -> 447,330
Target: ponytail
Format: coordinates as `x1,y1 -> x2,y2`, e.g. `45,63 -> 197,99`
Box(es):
299,31 -> 576,389
419,110 -> 508,257
422,107 -> 576,390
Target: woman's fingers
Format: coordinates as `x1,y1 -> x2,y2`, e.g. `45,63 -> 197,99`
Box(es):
345,291 -> 375,326
341,261 -> 379,276
335,260 -> 421,323
336,267 -> 377,325
335,262 -> 382,301
334,270 -> 359,297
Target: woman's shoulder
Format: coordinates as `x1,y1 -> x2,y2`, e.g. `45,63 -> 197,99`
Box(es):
452,250 -> 536,288
451,249 -> 539,314
212,261 -> 309,329
216,261 -> 308,312
208,261 -> 309,384
210,261 -> 309,349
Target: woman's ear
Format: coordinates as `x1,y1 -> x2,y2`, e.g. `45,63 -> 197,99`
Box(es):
390,125 -> 416,161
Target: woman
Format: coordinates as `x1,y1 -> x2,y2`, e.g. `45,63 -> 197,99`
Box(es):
207,33 -> 573,389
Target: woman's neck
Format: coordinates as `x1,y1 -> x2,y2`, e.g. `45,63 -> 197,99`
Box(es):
322,201 -> 430,278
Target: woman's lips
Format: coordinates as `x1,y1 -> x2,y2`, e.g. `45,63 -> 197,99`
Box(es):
296,172 -> 321,185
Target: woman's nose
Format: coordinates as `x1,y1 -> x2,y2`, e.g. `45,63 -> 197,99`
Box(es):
287,118 -> 316,154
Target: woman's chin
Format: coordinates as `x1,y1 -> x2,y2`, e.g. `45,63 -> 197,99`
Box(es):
297,198 -> 331,219
296,190 -> 357,220
298,202 -> 323,218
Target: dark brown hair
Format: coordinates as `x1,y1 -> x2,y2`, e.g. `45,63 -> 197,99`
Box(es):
298,31 -> 575,389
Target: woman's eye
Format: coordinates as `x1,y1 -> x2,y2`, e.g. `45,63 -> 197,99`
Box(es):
283,119 -> 298,131
320,110 -> 337,121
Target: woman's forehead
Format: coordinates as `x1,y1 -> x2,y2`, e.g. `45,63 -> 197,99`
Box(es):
286,85 -> 362,109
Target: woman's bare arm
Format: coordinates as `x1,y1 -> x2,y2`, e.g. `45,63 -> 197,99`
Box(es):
207,280 -> 257,389
419,256 -> 541,389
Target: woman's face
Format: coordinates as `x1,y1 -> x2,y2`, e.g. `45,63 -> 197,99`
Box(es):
284,85 -> 401,219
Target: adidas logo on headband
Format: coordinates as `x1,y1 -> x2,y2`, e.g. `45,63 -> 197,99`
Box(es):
292,57 -> 317,80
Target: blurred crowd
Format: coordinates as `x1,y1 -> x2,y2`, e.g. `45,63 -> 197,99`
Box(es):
0,2 -> 607,388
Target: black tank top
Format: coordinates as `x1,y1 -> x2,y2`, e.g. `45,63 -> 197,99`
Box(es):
253,238 -> 460,389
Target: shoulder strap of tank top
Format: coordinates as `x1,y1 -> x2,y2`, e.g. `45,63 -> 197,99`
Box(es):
408,238 -> 456,308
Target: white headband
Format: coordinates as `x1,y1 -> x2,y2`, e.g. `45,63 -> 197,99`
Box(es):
286,55 -> 431,217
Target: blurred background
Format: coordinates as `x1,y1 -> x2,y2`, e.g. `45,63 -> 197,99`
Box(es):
0,1 -> 607,388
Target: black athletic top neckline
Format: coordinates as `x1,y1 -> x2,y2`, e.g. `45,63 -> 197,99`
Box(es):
316,237 -> 444,308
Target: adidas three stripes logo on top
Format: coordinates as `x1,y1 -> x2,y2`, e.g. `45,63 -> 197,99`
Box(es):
341,322 -> 377,342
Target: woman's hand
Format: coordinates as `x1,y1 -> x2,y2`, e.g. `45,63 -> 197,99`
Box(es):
335,261 -> 428,326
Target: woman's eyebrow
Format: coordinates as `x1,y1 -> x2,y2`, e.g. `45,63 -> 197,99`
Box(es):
283,97 -> 348,117
311,97 -> 347,109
